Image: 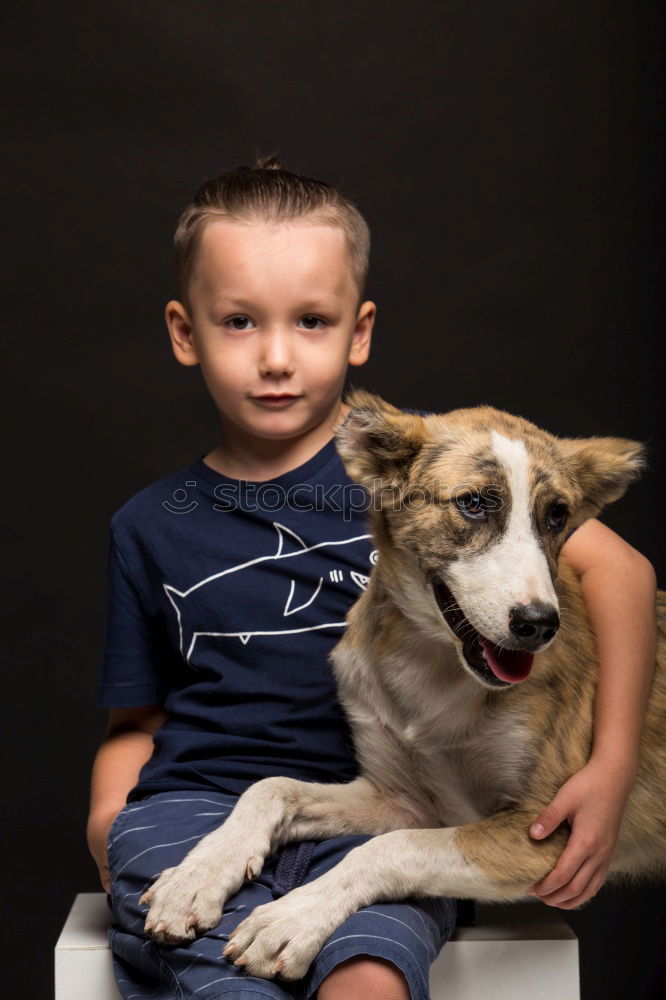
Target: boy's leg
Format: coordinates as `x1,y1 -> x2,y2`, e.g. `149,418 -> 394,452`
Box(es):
317,956 -> 409,999
298,835 -> 457,1000
107,794 -> 456,1000
107,790 -> 300,998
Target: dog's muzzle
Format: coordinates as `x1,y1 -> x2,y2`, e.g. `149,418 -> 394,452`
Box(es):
432,579 -> 554,687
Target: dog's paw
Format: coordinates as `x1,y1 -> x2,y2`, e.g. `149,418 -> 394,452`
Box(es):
141,863 -> 229,944
140,827 -> 269,946
222,890 -> 333,980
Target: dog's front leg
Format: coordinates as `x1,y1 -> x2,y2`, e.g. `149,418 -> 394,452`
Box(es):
142,774 -> 417,944
224,808 -> 569,980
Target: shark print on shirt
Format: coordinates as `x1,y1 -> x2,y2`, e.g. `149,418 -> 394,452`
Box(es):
164,522 -> 376,661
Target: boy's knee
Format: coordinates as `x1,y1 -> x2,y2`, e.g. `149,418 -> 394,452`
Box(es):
316,955 -> 410,1000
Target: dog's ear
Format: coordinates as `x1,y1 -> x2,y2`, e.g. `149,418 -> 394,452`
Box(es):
558,435 -> 647,515
335,388 -> 426,489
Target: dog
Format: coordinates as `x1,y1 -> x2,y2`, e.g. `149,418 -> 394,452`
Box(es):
141,389 -> 665,980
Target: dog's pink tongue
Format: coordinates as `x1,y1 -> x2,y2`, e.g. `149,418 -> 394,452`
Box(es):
479,638 -> 534,683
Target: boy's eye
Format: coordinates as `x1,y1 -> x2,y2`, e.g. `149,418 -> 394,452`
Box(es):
224,315 -> 326,331
299,315 -> 326,330
226,315 -> 256,331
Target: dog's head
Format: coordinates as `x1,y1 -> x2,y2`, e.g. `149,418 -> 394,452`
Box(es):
335,389 -> 646,690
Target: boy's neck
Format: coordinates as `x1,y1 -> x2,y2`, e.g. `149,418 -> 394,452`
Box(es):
203,400 -> 350,482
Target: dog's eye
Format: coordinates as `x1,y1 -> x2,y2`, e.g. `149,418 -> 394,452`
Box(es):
454,491 -> 488,520
547,502 -> 569,531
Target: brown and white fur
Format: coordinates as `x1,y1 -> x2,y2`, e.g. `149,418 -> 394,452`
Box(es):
141,390 -> 666,980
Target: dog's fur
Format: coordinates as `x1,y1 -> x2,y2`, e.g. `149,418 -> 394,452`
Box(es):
141,390 -> 665,980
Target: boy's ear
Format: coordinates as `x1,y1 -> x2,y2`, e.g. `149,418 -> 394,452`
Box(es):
335,388 -> 426,489
347,300 -> 376,367
165,300 -> 200,367
558,435 -> 647,516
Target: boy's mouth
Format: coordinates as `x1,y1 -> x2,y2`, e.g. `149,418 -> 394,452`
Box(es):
432,579 -> 534,686
253,394 -> 301,406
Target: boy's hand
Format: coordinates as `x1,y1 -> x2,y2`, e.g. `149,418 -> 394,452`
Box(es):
527,757 -> 636,909
87,808 -> 120,894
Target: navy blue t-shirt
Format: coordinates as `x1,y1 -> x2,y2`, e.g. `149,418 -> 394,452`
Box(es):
99,435 -> 378,802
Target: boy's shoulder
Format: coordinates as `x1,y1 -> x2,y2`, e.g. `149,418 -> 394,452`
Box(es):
109,459 -> 200,537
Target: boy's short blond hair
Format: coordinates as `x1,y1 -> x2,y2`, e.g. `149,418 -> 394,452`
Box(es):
173,154 -> 371,310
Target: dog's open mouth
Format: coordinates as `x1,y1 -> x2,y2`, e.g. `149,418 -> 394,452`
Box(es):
432,579 -> 534,687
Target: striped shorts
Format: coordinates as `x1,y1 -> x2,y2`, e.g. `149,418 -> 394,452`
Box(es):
107,790 -> 458,999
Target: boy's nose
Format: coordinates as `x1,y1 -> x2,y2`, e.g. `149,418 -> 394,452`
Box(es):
259,329 -> 295,377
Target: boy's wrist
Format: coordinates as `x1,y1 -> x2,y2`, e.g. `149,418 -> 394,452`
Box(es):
587,746 -> 639,786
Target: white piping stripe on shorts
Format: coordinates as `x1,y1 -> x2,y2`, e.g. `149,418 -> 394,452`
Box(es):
353,908 -> 430,950
123,797 -> 233,814
220,904 -> 247,917
179,952 -> 208,977
117,834 -> 204,875
192,975 -> 265,993
403,904 -> 434,937
110,824 -> 158,846
117,982 -> 158,1000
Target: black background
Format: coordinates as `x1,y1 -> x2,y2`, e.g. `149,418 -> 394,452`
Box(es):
3,2 -> 664,997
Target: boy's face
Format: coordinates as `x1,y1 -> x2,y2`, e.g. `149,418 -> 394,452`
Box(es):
166,218 -> 375,442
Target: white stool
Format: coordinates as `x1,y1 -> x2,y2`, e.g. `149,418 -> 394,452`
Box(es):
55,893 -> 579,999
430,901 -> 580,999
55,894 -> 121,1000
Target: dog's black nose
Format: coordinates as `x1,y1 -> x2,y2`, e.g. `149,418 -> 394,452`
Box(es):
509,603 -> 560,646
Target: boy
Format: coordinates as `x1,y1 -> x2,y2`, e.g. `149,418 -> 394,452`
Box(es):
88,157 -> 657,1000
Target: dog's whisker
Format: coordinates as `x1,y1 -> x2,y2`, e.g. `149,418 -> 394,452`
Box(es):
438,600 -> 464,615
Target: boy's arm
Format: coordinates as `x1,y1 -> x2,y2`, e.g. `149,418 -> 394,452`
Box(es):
87,705 -> 168,892
529,517 -> 657,908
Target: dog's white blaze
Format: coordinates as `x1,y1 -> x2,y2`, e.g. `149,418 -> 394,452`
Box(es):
445,431 -> 558,643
